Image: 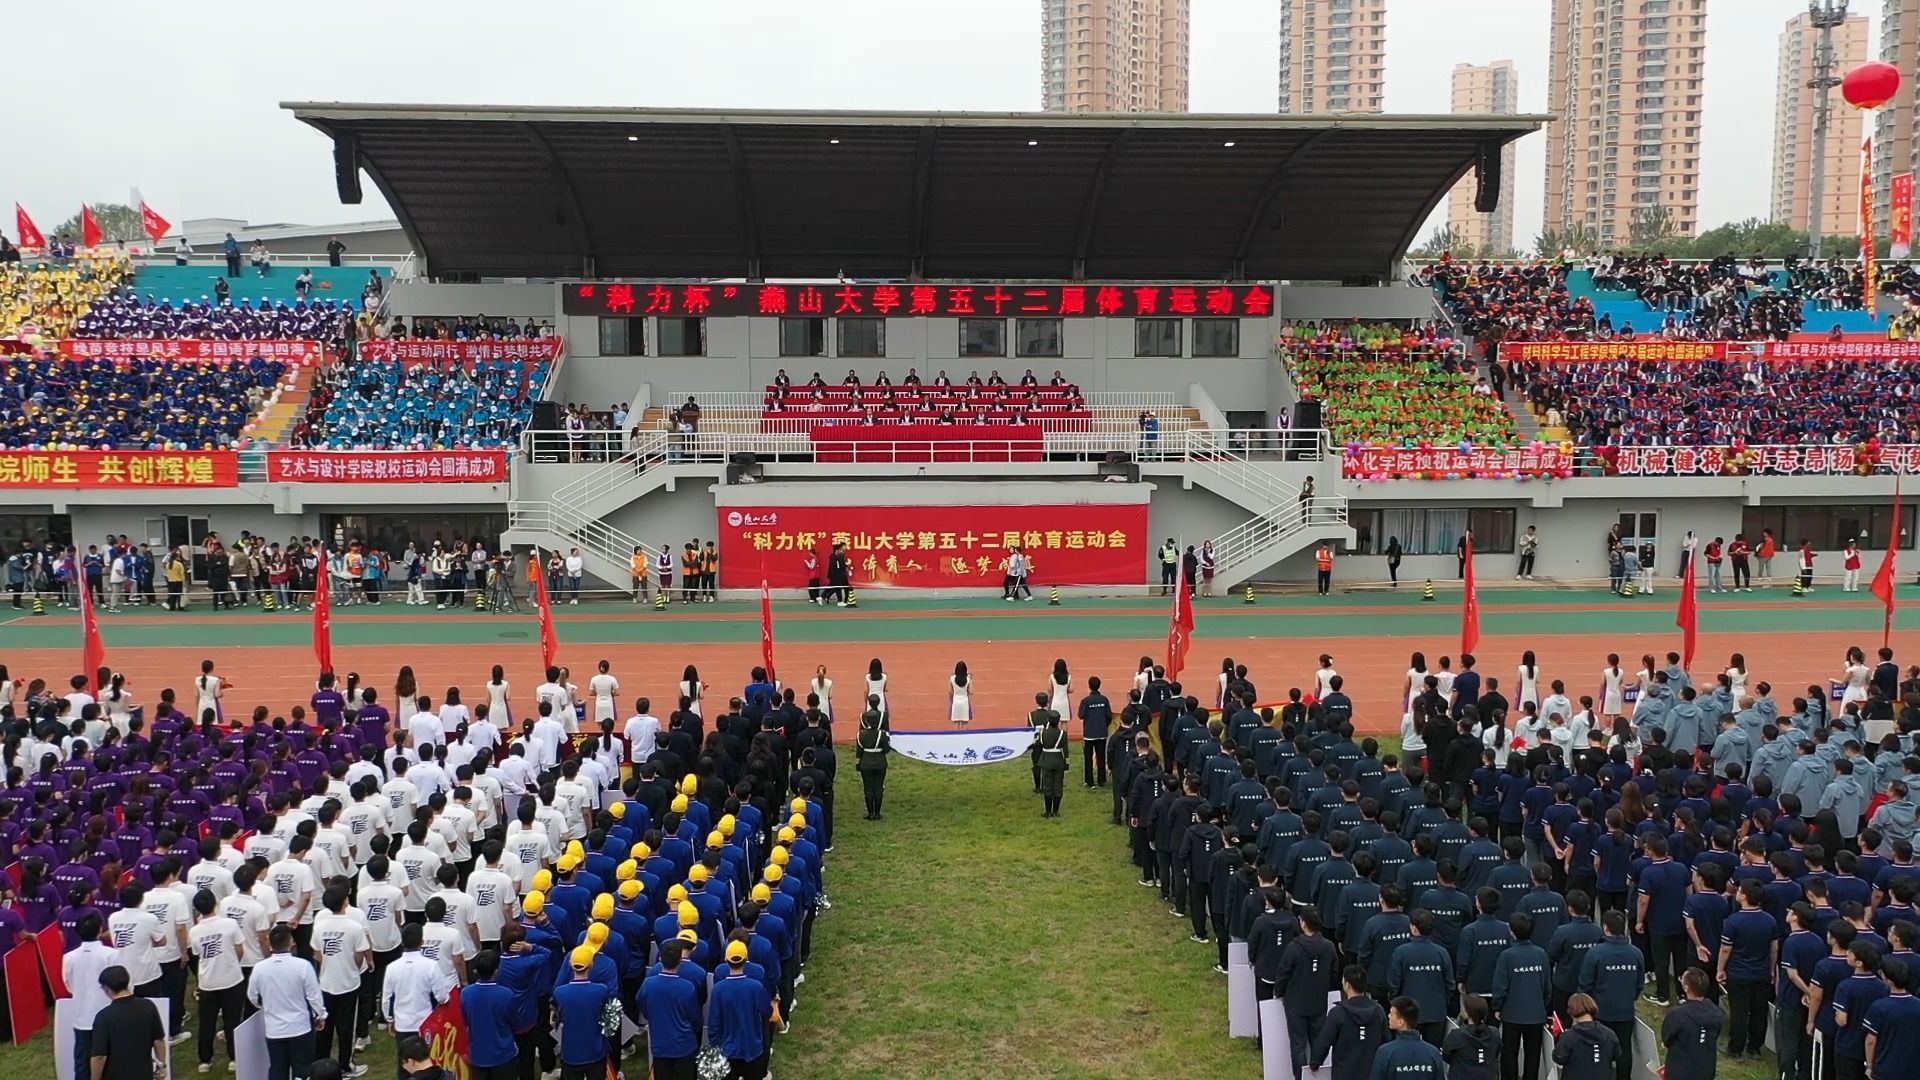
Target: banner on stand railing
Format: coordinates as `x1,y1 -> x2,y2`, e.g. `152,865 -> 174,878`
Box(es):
1343,444 -> 1573,479
358,339 -> 563,362
57,338 -> 323,362
267,450 -> 510,483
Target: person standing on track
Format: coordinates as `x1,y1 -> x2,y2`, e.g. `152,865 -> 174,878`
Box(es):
1315,541 -> 1334,596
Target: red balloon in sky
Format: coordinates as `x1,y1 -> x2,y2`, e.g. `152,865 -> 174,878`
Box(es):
1843,61 -> 1903,109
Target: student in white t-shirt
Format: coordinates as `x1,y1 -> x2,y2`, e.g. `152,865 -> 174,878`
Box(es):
220,864 -> 274,974
342,782 -> 389,865
530,702 -> 567,771
395,825 -> 445,916
267,837 -> 320,931
418,896 -> 469,982
624,697 -> 661,763
381,760 -> 423,834
408,696 -> 445,748
428,865 -> 483,957
107,886 -> 166,991
310,884 -> 373,1070
504,805 -> 555,893
357,857 -> 406,1016
187,890 -> 246,1070
438,688 -> 471,738
185,844 -> 236,903
465,842 -> 520,949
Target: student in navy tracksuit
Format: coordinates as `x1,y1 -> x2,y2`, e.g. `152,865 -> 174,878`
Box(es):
1389,910 -> 1456,1048
1576,911 -> 1645,1080
1553,994 -> 1622,1080
1310,966 -> 1387,1080
1491,912 -> 1553,1080
1372,998 -> 1448,1080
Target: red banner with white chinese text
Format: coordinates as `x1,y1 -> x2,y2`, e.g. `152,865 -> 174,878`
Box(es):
1761,340 -> 1920,359
1599,444 -> 1920,476
1496,340 -> 1736,362
58,338 -> 324,362
1893,172 -> 1914,259
419,987 -> 470,1080
266,450 -> 510,483
1343,445 -> 1573,479
563,281 -> 1275,320
356,339 -> 563,362
0,450 -> 238,488
717,504 -> 1149,588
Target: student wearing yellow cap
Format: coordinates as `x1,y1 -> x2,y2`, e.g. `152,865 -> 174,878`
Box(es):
609,880 -> 652,1013
550,944 -> 613,1080
637,939 -> 705,1079
710,934 -> 776,1079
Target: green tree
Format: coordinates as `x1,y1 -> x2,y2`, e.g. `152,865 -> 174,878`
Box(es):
52,202 -> 143,244
1412,225 -> 1472,259
1686,217 -> 1806,259
1533,223 -> 1601,258
1626,205 -> 1677,251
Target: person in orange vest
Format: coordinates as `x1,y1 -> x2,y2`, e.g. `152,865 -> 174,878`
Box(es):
1314,542 -> 1334,595
629,546 -> 649,604
1756,528 -> 1779,588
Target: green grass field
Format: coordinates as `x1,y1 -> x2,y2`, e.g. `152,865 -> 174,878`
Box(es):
0,746 -> 1786,1080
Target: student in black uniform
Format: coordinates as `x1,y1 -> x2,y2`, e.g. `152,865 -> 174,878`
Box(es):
1311,966 -> 1387,1080
1443,994 -> 1502,1080
1249,885 -> 1298,1024
1275,911 -> 1340,1077
1177,804 -> 1225,943
1388,910 -> 1456,1047
1575,912 -> 1644,1080
1661,969 -> 1724,1080
1127,749 -> 1169,884
1033,711 -> 1069,818
1547,891 -> 1604,1021
1078,676 -> 1112,789
1552,994 -> 1622,1080
1492,912 -> 1553,1080
1375,998 -> 1449,1080
853,707 -> 891,820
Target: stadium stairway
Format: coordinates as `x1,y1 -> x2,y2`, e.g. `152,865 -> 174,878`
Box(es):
129,262 -> 392,305
243,362 -> 316,446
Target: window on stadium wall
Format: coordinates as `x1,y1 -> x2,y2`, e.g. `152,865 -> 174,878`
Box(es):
779,318 -> 825,357
323,514 -> 508,558
1350,508 -> 1517,556
1136,318 -> 1181,357
0,514 -> 72,553
959,318 -> 1006,357
1016,318 -> 1063,358
1741,505 -> 1917,551
837,318 -> 885,358
658,318 -> 705,357
1192,318 -> 1240,358
598,317 -> 645,357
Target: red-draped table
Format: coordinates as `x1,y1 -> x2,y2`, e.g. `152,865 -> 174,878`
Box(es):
809,423 -> 1045,462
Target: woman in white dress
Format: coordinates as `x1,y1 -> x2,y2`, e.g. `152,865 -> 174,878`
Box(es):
395,665 -> 424,722
589,660 -> 621,727
678,665 -> 705,719
811,665 -> 835,724
486,665 -> 513,728
1314,655 -> 1338,699
0,665 -> 12,714
1725,653 -> 1750,702
558,666 -> 584,731
950,661 -> 974,726
1433,656 -> 1456,703
1842,647 -> 1873,708
1516,651 -> 1541,711
1600,654 -> 1626,718
1133,656 -> 1154,699
102,673 -> 136,736
1402,652 -> 1429,718
439,686 -> 472,738
194,659 -> 225,724
1482,710 -> 1514,768
865,659 -> 888,723
1048,659 -> 1072,717
1216,658 -> 1235,711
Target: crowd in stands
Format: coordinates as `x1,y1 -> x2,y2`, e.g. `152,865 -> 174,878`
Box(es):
759,367 -> 1089,425
6,654 -> 830,1079
74,291 -> 359,350
0,254 -> 132,338
1280,323 -> 1519,445
1421,258 -> 1591,347
0,355 -> 286,450
1524,358 -> 1920,447
293,353 -> 552,450
373,315 -> 558,342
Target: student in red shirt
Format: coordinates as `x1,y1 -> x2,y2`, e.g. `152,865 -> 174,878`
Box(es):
1798,540 -> 1817,593
1704,537 -> 1725,593
1727,534 -> 1752,592
1757,530 -> 1779,587
1843,540 -> 1864,593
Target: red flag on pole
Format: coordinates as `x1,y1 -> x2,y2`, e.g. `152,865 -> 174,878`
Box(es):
134,192 -> 171,242
1166,558 -> 1195,684
80,205 -> 103,249
1677,545 -> 1700,670
1872,472 -> 1903,649
1461,535 -> 1481,657
531,550 -> 560,670
760,578 -> 778,684
13,206 -> 44,250
313,549 -> 334,675
79,575 -> 106,692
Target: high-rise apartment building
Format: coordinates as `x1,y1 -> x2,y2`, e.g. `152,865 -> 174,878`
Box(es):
1277,0 -> 1387,114
1881,0 -> 1919,235
1544,0 -> 1708,245
1042,0 -> 1190,112
1772,11 -> 1868,234
1445,61 -> 1521,254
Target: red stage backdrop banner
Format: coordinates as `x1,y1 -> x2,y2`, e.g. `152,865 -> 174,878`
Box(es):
267,450 -> 509,483
717,504 -> 1149,588
58,338 -> 324,362
357,339 -> 564,362
564,281 -> 1274,319
0,450 -> 238,488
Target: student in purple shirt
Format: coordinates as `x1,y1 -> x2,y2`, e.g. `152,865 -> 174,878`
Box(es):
310,672 -> 348,729
355,689 -> 391,749
55,887 -> 103,951
15,859 -> 61,931
0,881 -> 31,956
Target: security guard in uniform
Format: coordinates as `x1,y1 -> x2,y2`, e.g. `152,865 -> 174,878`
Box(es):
1034,711 -> 1070,818
1028,692 -> 1059,795
855,703 -> 892,820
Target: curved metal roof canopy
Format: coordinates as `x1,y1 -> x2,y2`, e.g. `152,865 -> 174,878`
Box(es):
285,103 -> 1545,282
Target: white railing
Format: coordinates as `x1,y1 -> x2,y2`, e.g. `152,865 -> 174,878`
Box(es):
551,431 -> 670,506
1210,498 -> 1351,573
663,389 -> 1182,411
507,497 -> 656,569
131,252 -> 409,269
690,414 -> 1193,438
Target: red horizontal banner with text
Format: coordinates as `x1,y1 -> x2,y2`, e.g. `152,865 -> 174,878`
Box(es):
357,339 -> 563,362
266,450 -> 510,483
1497,340 -> 1735,362
717,504 -> 1149,588
564,280 -> 1275,320
1599,443 -> 1920,476
1343,444 -> 1574,479
57,338 -> 324,362
0,450 -> 238,488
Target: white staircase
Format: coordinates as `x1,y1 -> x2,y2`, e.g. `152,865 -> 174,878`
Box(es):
503,432 -> 676,584
1182,430 -> 1352,588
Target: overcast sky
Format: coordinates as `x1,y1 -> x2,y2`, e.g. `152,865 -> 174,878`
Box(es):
4,0 -> 1865,250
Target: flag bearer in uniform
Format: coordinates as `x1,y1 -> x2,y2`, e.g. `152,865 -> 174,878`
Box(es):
854,707 -> 891,820
1034,712 -> 1069,818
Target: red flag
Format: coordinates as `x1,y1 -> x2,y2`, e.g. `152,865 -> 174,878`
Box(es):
531,550 -> 560,670
13,205 -> 43,250
80,205 -> 103,249
1166,558 -> 1195,684
79,575 -> 106,692
761,579 -> 778,683
1872,472 -> 1903,648
1461,535 -> 1481,657
313,550 -> 334,675
137,196 -> 171,243
1677,545 -> 1699,670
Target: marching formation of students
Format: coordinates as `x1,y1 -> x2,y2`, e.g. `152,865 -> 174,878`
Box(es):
3,656 -> 865,1080
1101,647 -> 1920,1080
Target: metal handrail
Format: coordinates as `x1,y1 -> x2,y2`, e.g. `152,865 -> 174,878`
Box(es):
552,432 -> 670,505
1209,500 -> 1351,572
666,389 -> 1185,410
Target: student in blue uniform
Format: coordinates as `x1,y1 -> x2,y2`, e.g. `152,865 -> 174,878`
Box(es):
1372,997 -> 1448,1080
1389,910 -> 1456,1048
1864,959 -> 1920,1080
1834,941 -> 1890,1080
638,939 -> 705,1080
1576,911 -> 1644,1080
1492,912 -> 1553,1080
550,945 -> 611,1080
1310,966 -> 1387,1080
1718,880 -> 1778,1059
709,939 -> 775,1080
1552,994 -> 1621,1080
